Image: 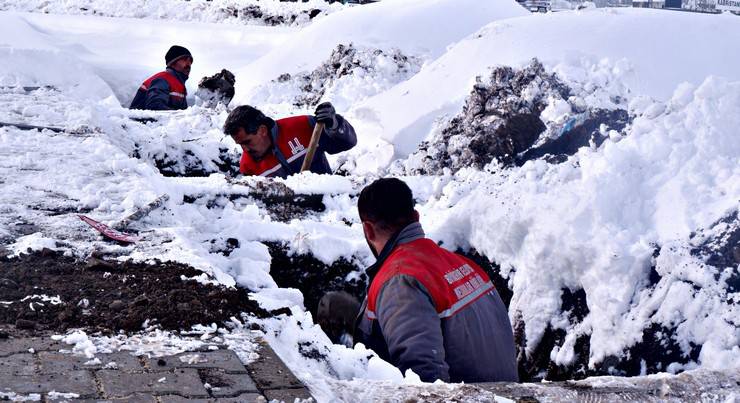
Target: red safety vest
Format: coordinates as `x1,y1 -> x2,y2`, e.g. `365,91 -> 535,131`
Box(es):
366,238 -> 496,320
139,71 -> 186,104
239,115 -> 314,176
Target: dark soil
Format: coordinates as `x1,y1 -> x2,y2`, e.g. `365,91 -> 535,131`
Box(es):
150,148 -> 241,178
183,180 -> 326,222
0,249 -> 279,337
196,69 -> 236,108
405,59 -> 631,174
222,4 -> 324,26
265,242 -> 366,317
690,210 -> 740,274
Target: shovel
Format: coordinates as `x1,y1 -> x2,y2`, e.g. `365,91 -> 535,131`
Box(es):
300,122 -> 325,172
78,194 -> 170,243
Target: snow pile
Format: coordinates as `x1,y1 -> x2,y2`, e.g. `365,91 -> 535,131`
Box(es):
397,59 -> 630,175
424,75 -> 740,377
353,8 -> 740,159
0,0 -> 344,27
234,0 -> 529,99
251,43 -> 422,115
53,330 -> 99,358
118,108 -> 241,177
0,392 -> 41,402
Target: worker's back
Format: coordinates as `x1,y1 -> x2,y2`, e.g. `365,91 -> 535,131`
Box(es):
360,234 -> 519,383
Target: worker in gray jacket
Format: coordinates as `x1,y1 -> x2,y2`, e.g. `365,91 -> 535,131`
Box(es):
319,178 -> 519,383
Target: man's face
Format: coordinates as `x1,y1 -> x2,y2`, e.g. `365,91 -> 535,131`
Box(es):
231,126 -> 272,161
171,56 -> 193,77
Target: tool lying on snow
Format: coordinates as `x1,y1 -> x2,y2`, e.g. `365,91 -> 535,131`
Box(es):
113,194 -> 170,230
0,121 -> 98,135
78,194 -> 170,243
78,215 -> 140,243
0,121 -> 65,133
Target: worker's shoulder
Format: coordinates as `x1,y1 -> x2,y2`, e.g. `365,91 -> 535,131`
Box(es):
276,114 -> 312,126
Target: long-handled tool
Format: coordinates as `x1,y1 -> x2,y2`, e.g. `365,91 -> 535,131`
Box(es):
78,215 -> 140,243
300,122 -> 325,172
78,194 -> 170,243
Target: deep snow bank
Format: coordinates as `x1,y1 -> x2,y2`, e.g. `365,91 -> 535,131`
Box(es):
418,74 -> 740,378
350,8 -> 740,158
0,11 -> 295,108
0,0 -> 343,27
233,0 -> 529,103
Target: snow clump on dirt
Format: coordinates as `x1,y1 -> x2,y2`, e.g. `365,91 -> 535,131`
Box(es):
251,43 -> 423,114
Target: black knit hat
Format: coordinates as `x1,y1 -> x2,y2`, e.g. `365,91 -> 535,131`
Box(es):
165,45 -> 192,66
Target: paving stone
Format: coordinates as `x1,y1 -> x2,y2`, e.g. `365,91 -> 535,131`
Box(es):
200,369 -> 259,397
97,368 -> 209,398
68,393 -> 157,402
145,350 -> 247,373
158,397 -> 212,403
0,353 -> 36,376
0,371 -> 97,398
0,337 -> 64,357
263,387 -> 313,402
215,393 -> 265,402
246,341 -> 303,391
38,351 -> 143,373
159,394 -> 264,402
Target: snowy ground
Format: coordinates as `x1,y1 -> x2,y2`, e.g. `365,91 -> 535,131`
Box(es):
0,0 -> 738,401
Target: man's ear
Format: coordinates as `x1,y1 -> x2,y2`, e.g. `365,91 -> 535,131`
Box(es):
257,124 -> 269,139
413,210 -> 420,222
362,220 -> 376,243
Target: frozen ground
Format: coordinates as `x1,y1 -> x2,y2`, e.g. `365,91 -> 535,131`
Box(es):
0,1 -> 738,401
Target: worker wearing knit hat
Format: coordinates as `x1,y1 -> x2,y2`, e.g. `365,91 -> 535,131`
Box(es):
130,45 -> 193,111
165,45 -> 193,67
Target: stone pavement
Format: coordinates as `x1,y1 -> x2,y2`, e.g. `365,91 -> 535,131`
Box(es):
0,336 -> 312,402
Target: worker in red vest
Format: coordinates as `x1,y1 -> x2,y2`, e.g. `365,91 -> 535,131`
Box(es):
130,45 -> 192,110
324,178 -> 519,383
222,103 -> 356,177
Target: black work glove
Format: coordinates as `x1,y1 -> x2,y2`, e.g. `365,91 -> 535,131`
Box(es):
314,102 -> 338,130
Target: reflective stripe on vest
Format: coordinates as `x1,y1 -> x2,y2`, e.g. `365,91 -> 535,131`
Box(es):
365,282 -> 494,321
140,71 -> 186,98
258,148 -> 308,177
366,239 -> 497,321
239,115 -> 314,176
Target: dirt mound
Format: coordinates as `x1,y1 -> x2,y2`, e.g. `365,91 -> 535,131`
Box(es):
259,43 -> 421,109
0,250 -> 281,337
404,59 -> 631,174
220,4 -> 324,26
196,69 -> 236,108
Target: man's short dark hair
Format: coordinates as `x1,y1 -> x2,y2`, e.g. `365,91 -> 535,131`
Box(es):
358,178 -> 416,233
223,105 -> 274,136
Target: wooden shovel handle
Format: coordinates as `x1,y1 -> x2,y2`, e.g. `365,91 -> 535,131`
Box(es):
300,122 -> 325,172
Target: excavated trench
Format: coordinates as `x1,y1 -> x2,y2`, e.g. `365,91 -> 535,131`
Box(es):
4,58 -> 733,385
